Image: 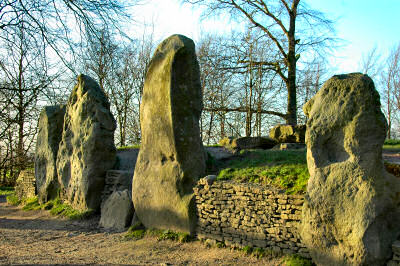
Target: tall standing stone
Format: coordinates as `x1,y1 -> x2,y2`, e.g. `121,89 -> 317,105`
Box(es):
35,105 -> 65,203
301,73 -> 400,265
57,74 -> 116,211
132,34 -> 206,234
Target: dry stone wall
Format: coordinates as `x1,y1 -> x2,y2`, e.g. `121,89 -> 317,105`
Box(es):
15,169 -> 36,199
101,170 -> 133,209
194,178 -> 309,257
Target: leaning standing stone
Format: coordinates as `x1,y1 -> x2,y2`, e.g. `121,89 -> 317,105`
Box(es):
301,73 -> 400,265
132,34 -> 206,234
57,74 -> 116,211
35,105 -> 65,203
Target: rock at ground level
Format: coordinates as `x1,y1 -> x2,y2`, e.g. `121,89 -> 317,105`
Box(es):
15,169 -> 36,199
99,189 -> 134,231
300,73 -> 400,266
35,105 -> 65,203
132,35 -> 205,234
269,124 -> 305,143
219,136 -> 277,152
57,74 -> 117,211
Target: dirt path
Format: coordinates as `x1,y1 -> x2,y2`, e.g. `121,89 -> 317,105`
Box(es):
0,196 -> 282,265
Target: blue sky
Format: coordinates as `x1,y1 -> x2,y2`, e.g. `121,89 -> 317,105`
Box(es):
133,0 -> 400,75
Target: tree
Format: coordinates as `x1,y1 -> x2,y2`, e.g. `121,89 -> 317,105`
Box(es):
0,20 -> 60,184
360,45 -> 381,79
84,27 -> 154,146
183,0 -> 334,125
382,43 -> 400,139
0,0 -> 138,71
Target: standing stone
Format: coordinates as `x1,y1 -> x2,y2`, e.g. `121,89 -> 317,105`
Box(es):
132,34 -> 206,234
57,74 -> 116,211
301,73 -> 400,265
35,105 -> 65,203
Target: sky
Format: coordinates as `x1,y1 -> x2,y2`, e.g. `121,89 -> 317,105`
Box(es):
131,0 -> 400,76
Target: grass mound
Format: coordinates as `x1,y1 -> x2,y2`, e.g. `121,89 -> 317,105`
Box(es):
117,144 -> 140,150
383,139 -> 400,150
215,149 -> 308,194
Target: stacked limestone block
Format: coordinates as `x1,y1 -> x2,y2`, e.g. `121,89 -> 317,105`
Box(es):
15,169 -> 36,199
194,179 -> 309,257
388,241 -> 400,266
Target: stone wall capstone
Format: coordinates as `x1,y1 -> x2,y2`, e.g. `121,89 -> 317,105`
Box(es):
194,178 -> 309,257
132,34 -> 206,234
56,74 -> 117,211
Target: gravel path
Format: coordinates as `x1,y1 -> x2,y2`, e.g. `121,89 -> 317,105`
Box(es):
0,196 -> 281,265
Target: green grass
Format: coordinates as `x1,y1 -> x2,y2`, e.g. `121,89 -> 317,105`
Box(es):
242,246 -> 253,255
283,254 -> 314,266
6,194 -> 93,220
0,186 -> 14,196
6,194 -> 21,205
117,144 -> 140,150
22,197 -> 41,210
216,149 -> 309,194
157,230 -> 191,243
47,198 -> 94,220
206,144 -> 222,147
124,227 -> 191,243
383,139 -> 400,151
384,139 -> 400,145
124,228 -> 146,240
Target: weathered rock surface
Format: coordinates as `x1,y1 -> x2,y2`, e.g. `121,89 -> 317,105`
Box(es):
57,74 -> 116,211
99,189 -> 134,231
219,136 -> 277,152
269,124 -> 305,143
35,105 -> 65,203
132,34 -> 206,234
300,73 -> 400,265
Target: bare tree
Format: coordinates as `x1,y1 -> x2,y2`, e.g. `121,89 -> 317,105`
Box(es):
0,0 -> 139,71
381,43 -> 400,139
0,20 -> 59,184
84,27 -> 154,146
184,0 -> 334,125
360,45 -> 381,79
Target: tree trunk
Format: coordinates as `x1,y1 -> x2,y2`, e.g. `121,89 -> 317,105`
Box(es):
286,4 -> 298,126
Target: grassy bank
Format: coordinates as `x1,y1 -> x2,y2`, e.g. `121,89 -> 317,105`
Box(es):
213,149 -> 309,194
6,194 -> 93,220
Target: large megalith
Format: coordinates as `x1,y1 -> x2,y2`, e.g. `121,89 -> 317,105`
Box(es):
132,34 -> 206,234
57,74 -> 116,211
35,105 -> 65,203
300,73 -> 400,265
